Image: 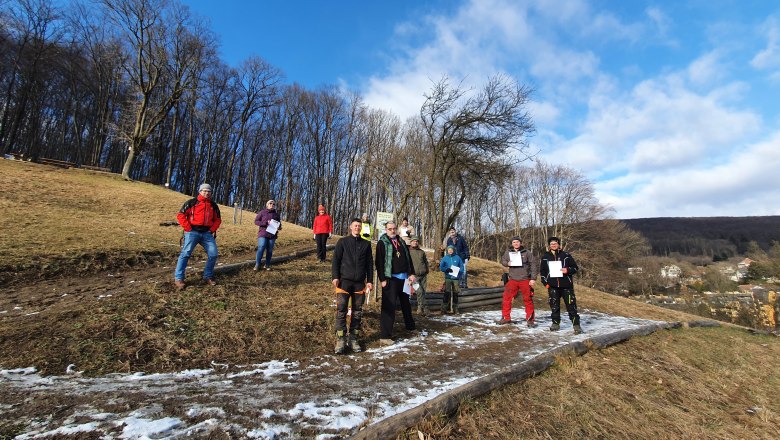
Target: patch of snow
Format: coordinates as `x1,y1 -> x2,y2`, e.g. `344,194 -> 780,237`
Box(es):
116,415 -> 181,439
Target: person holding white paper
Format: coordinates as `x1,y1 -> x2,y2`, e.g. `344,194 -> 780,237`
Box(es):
375,221 -> 417,346
439,245 -> 465,314
254,199 -> 282,271
498,237 -> 538,327
540,236 -> 581,334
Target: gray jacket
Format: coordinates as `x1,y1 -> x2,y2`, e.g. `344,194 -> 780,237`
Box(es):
500,248 -> 538,281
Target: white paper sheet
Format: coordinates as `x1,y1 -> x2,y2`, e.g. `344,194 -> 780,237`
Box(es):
450,265 -> 460,277
509,252 -> 523,267
548,261 -> 563,278
266,219 -> 281,235
403,280 -> 412,296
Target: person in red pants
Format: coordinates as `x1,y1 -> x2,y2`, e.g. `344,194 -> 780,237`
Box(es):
497,236 -> 538,327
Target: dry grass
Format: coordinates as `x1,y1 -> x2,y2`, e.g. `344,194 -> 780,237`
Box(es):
403,326 -> 780,439
5,158 -> 777,440
0,159 -> 312,283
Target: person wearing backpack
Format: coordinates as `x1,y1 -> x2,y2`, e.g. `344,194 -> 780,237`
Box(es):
174,183 -> 221,289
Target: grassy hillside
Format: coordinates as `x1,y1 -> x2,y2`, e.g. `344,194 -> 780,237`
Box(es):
3,158 -> 777,440
403,325 -> 780,439
0,158 -> 313,284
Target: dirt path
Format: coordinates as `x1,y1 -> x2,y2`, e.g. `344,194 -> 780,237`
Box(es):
1,308 -> 661,439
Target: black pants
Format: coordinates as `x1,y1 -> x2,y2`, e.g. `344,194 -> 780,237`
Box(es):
335,279 -> 366,335
548,287 -> 580,325
380,277 -> 415,338
315,233 -> 329,261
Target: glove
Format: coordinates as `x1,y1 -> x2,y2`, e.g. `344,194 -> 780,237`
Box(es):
362,233 -> 369,237
211,231 -> 217,238
446,268 -> 453,273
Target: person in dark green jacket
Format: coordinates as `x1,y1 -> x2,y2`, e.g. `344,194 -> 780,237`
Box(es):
408,236 -> 430,315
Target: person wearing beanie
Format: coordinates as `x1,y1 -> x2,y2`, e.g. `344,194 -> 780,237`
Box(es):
359,213 -> 373,242
407,236 -> 430,315
174,183 -> 221,289
312,204 -> 333,263
540,236 -> 582,334
498,236 -> 538,327
254,199 -> 282,271
439,244 -> 465,314
443,227 -> 470,288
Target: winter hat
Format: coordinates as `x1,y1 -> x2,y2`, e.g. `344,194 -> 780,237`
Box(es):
409,235 -> 420,243
548,236 -> 560,245
446,245 -> 455,251
318,204 -> 326,211
198,183 -> 212,192
511,236 -> 522,243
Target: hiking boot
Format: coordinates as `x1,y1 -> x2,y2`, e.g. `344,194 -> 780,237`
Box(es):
204,278 -> 217,286
573,324 -> 583,335
266,266 -> 271,271
253,265 -> 259,271
495,318 -> 513,325
334,336 -> 347,354
550,323 -> 560,331
527,320 -> 537,328
379,338 -> 394,347
174,280 -> 185,290
348,334 -> 362,353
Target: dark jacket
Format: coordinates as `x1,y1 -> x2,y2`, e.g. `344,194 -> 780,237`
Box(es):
255,208 -> 281,239
375,234 -> 415,281
540,249 -> 578,289
501,247 -> 538,281
445,234 -> 470,261
332,234 -> 374,282
177,194 -> 221,233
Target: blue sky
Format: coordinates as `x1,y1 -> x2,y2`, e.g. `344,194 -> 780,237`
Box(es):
182,0 -> 780,219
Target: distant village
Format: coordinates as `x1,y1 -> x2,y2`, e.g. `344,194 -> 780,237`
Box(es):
626,258 -> 779,331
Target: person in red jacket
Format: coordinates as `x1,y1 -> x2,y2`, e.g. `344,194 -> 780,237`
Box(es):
312,204 -> 333,263
174,183 -> 221,289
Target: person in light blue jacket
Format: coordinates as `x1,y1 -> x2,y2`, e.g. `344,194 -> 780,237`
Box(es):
439,245 -> 465,313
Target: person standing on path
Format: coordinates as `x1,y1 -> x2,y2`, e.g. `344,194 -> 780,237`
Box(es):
444,227 -> 470,288
439,245 -> 465,313
312,204 -> 333,263
254,199 -> 282,271
331,218 -> 374,354
174,183 -> 221,289
497,237 -> 538,327
408,236 -> 430,316
540,236 -> 582,334
375,221 -> 417,345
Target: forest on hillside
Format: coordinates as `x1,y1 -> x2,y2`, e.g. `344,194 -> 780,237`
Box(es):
622,216 -> 780,260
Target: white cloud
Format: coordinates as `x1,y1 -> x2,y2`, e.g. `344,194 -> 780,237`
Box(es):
751,16 -> 780,70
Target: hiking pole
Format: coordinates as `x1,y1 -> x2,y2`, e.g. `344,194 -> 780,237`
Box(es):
449,282 -> 454,313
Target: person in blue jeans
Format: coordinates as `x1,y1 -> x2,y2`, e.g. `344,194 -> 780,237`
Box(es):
174,183 -> 222,289
255,199 -> 282,271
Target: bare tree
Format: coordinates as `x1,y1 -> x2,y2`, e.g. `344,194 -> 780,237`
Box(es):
419,75 -> 534,247
100,0 -> 212,180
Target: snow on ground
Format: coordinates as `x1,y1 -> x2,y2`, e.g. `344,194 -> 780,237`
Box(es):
1,309 -> 662,439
